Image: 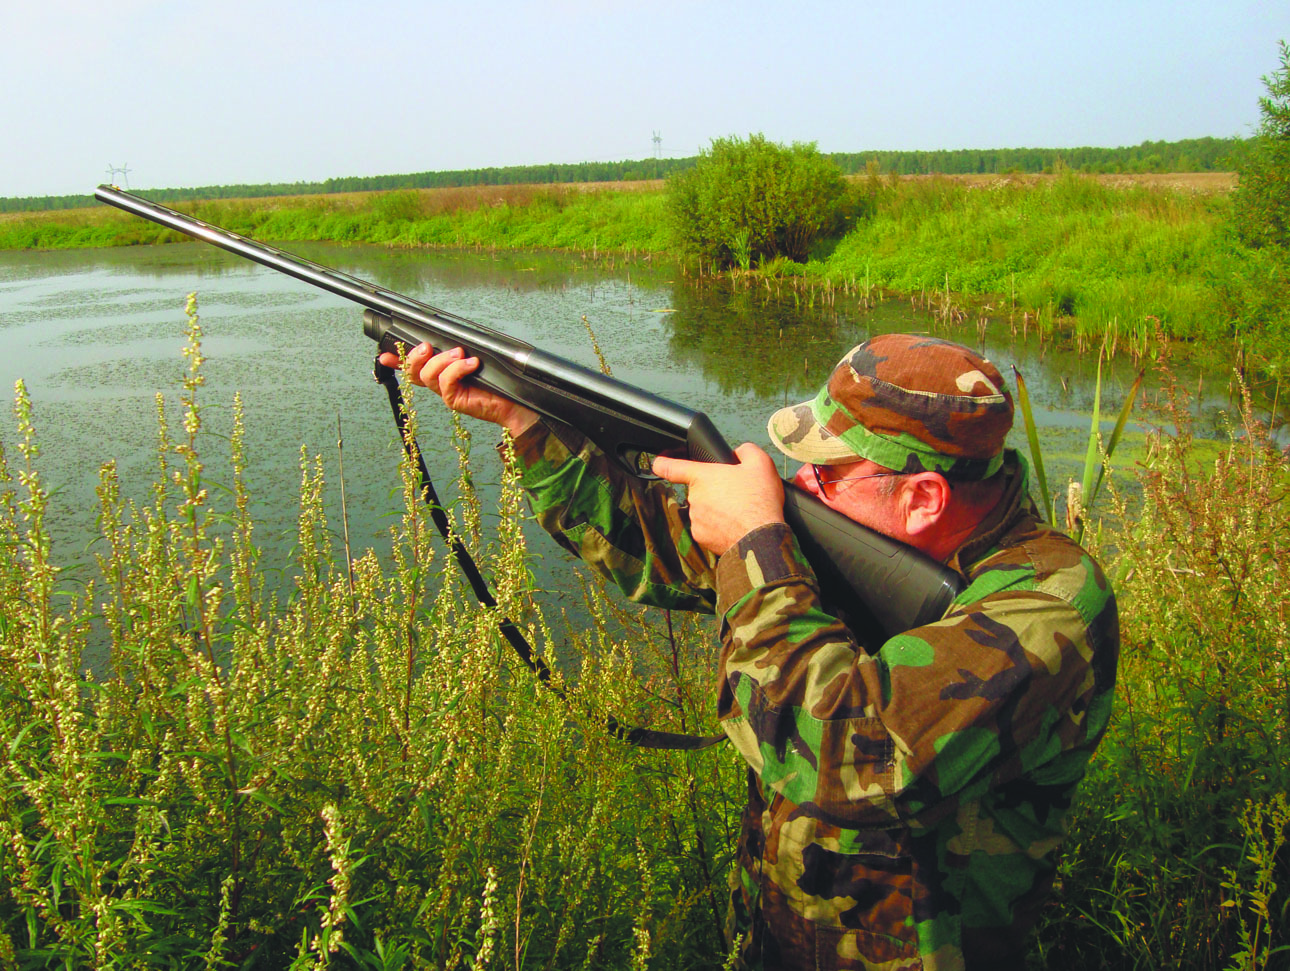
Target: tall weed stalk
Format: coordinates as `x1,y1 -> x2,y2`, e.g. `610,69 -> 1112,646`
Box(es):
5,298 -> 1285,970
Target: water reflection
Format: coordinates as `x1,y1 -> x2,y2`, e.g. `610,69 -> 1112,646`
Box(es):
655,274 -> 1263,448
662,279 -> 876,398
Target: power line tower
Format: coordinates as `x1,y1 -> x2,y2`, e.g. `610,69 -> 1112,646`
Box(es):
652,131 -> 662,159
105,162 -> 132,188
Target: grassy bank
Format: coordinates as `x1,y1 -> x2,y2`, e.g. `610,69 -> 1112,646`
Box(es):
813,174 -> 1285,360
2,302 -> 1287,968
0,183 -> 670,255
3,173 -> 1286,373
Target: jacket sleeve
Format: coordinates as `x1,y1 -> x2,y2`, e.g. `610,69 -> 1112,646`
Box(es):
713,521 -> 1116,829
505,418 -> 720,613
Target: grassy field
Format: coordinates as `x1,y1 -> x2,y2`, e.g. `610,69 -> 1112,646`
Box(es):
0,182 -> 670,252
817,172 -> 1272,350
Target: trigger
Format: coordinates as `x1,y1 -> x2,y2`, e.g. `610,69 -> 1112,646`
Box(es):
621,448 -> 660,479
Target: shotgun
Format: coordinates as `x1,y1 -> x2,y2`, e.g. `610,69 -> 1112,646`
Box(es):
94,184 -> 964,642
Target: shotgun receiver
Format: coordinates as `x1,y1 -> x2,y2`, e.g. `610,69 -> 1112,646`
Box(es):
95,184 -> 964,642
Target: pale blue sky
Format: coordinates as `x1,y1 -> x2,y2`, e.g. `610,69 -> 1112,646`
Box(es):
2,0 -> 1285,199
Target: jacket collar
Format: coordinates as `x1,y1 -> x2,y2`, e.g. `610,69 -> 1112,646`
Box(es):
945,449 -> 1040,577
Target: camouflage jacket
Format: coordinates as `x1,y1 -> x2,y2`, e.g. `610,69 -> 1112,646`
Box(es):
506,419 -> 1119,971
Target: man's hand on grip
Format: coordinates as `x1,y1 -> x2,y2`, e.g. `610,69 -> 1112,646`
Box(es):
379,344 -> 539,439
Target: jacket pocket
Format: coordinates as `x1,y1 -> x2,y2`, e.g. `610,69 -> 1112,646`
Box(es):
759,802 -> 920,968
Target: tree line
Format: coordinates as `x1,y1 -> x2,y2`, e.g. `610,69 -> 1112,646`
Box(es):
828,136 -> 1240,176
1,136 -> 1244,213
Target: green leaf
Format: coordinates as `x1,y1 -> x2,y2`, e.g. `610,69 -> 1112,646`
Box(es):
111,898 -> 180,916
240,787 -> 287,815
1087,367 -> 1144,511
1079,353 -> 1104,514
1011,366 -> 1053,524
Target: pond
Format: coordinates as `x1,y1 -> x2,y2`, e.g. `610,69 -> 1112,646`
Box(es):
0,241 -> 1255,664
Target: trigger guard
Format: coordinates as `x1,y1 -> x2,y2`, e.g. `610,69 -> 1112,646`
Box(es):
618,447 -> 661,480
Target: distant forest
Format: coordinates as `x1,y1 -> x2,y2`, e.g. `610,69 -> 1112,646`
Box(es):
2,136 -> 1242,213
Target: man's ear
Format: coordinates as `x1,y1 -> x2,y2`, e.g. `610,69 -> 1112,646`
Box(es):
901,472 -> 953,536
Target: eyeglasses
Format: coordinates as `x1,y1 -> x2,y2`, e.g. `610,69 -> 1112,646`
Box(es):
810,464 -> 904,497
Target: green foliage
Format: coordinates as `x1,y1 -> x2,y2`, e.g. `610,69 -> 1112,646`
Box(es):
1233,41 -> 1290,251
1012,355 -> 1141,536
819,172 -> 1290,373
0,186 -> 672,256
0,303 -> 742,967
6,169 -> 1289,374
1,157 -> 697,214
666,134 -> 861,268
2,298 -> 1289,969
371,189 -> 428,224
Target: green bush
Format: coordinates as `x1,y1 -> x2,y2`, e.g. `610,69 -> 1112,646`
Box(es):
1034,373 -> 1290,970
666,134 -> 862,269
371,189 -> 428,224
1233,40 -> 1290,251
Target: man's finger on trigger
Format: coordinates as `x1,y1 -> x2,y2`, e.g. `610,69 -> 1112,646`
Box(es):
420,347 -> 460,383
652,454 -> 694,483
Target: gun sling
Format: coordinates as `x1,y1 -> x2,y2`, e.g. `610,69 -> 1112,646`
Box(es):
375,358 -> 726,751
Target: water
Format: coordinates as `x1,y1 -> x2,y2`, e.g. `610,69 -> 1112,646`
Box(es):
0,243 -> 1260,662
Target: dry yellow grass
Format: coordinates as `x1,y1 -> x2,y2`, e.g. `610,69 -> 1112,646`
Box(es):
256,179 -> 666,211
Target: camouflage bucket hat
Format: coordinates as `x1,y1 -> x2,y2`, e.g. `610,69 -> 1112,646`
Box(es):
767,334 -> 1014,480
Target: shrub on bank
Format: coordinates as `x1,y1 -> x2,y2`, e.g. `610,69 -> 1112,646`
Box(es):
666,134 -> 863,269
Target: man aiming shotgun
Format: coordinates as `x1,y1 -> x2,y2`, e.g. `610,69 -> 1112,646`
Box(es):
389,334 -> 1119,971
93,186 -> 1118,970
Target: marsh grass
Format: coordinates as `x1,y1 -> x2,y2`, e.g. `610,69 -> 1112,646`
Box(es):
1033,362 -> 1290,970
0,185 -> 671,257
822,175 -> 1270,344
0,298 -> 741,968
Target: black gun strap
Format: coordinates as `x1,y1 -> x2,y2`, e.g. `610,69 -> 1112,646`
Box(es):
374,360 -> 725,752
